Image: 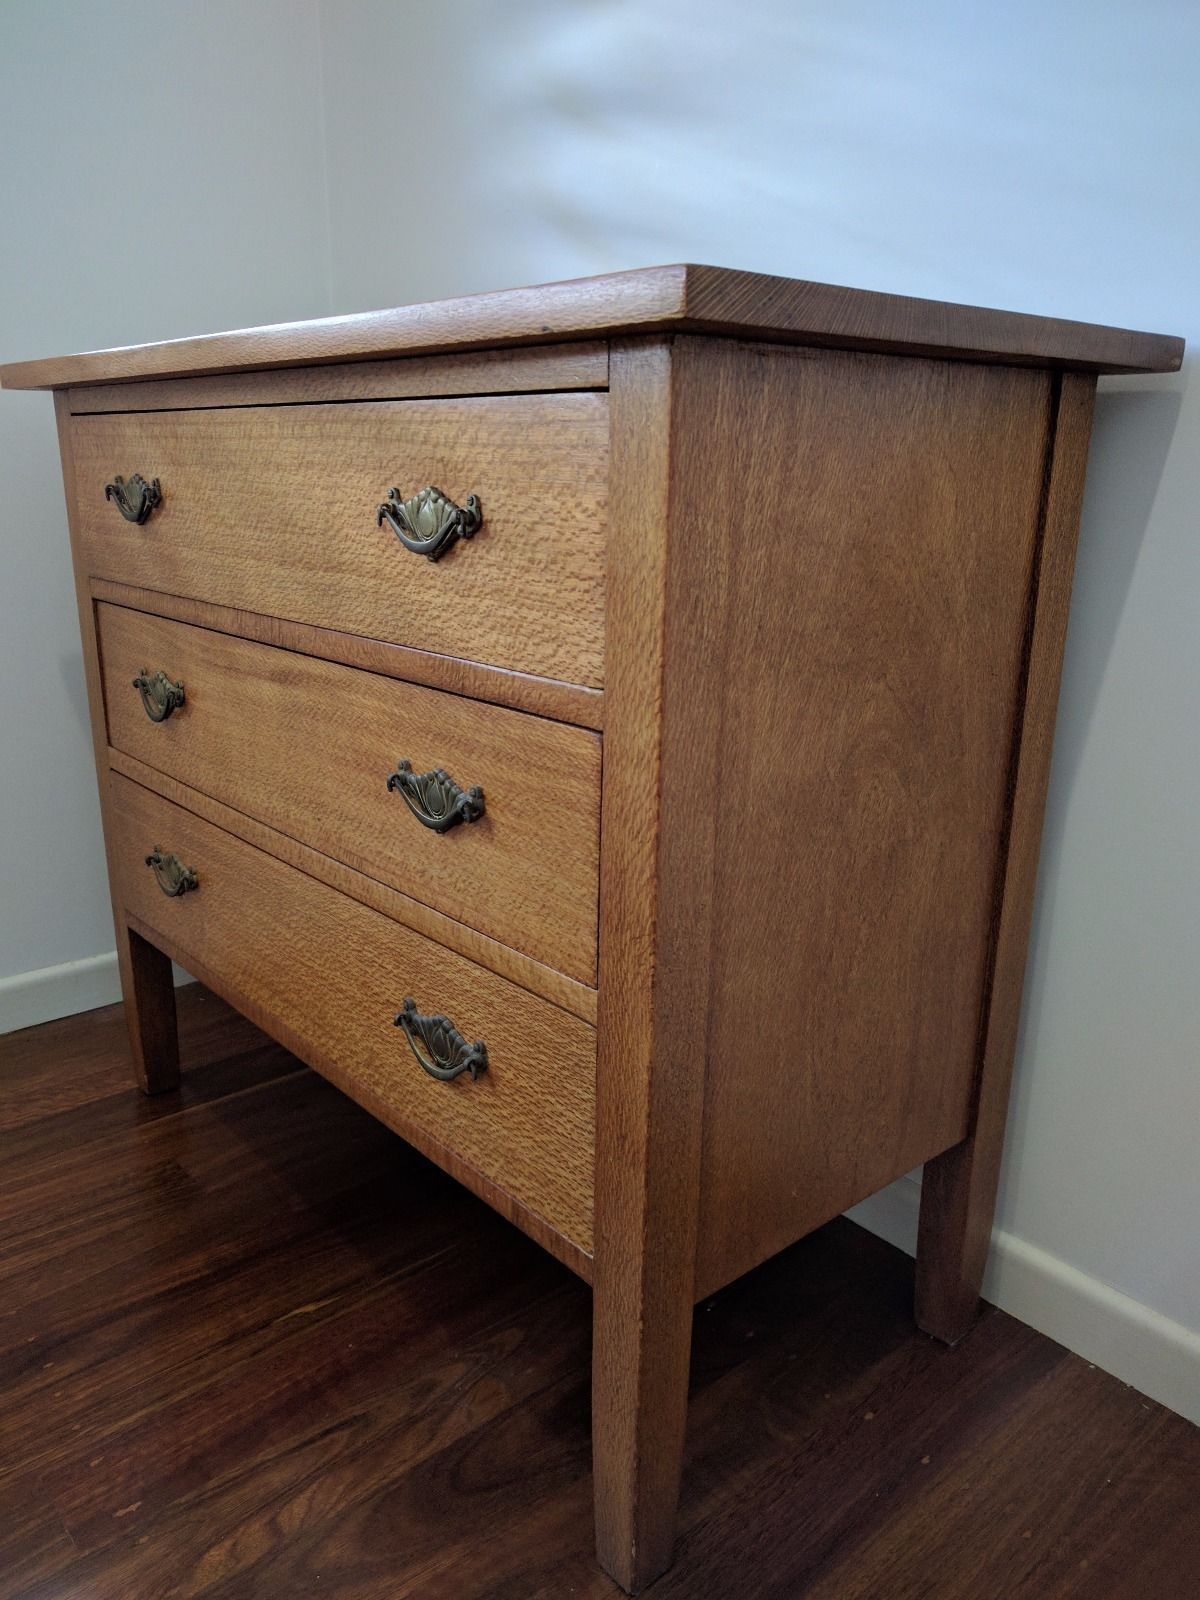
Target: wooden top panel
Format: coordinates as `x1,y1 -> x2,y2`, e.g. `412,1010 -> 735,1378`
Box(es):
0,264 -> 1182,388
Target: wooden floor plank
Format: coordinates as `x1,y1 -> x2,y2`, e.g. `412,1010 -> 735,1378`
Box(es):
1,984 -> 1196,1599
0,984 -> 271,1132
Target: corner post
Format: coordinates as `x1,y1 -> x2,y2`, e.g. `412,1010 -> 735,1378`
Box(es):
592,338 -> 731,1590
916,373 -> 1097,1340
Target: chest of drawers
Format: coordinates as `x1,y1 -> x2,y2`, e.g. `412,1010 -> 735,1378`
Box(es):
3,266 -> 1181,1592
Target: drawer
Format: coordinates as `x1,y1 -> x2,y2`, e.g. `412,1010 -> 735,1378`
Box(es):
71,392 -> 607,687
98,603 -> 601,983
109,772 -> 596,1253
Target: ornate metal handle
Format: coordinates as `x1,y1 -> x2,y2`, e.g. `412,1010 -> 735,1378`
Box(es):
144,847 -> 198,897
132,668 -> 185,723
386,760 -> 485,832
394,997 -> 487,1082
104,473 -> 162,524
376,485 -> 482,562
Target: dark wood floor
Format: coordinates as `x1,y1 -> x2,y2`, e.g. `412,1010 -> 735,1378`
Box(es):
1,985 -> 1197,1600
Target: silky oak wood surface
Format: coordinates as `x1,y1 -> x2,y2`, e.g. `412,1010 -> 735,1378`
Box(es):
97,602 -> 602,984
107,772 -> 597,1262
71,392 -> 608,686
588,333 -> 1106,1591
687,343 -> 1054,1298
0,263 -> 1182,387
67,339 -> 608,412
593,341 -> 713,1590
2,986 -> 1198,1600
10,272 -> 1185,1596
105,747 -> 598,1025
90,579 -> 605,730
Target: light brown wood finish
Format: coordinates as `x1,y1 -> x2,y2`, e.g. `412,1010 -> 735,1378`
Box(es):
915,373 -> 1098,1343
66,340 -> 607,412
593,341 -> 724,1593
107,748 -> 598,1025
51,393 -> 180,1094
692,345 -> 1054,1299
90,579 -> 604,729
98,604 -> 602,983
12,274 -> 1181,1597
108,772 -> 597,1262
678,265 -> 1183,372
1,265 -> 1182,388
593,338 -> 1078,1587
72,393 -> 608,686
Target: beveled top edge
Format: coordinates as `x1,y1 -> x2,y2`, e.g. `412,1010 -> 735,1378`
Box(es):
0,263 -> 1183,389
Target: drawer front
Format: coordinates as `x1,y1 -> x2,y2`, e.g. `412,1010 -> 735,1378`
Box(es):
72,392 -> 607,687
98,604 -> 601,984
109,772 -> 595,1252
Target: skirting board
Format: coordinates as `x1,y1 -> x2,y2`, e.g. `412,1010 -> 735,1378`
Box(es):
847,1174 -> 1200,1427
0,950 -> 194,1037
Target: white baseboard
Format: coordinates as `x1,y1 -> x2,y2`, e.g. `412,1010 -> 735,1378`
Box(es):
847,1175 -> 1200,1427
0,950 -> 193,1037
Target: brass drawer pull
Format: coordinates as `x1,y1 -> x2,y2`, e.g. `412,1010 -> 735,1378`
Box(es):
386,759 -> 485,832
394,997 -> 487,1082
104,473 -> 162,524
144,847 -> 198,897
132,668 -> 185,723
376,485 -> 482,562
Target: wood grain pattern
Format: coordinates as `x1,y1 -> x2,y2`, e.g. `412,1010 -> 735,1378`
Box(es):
916,373 -> 1098,1343
107,772 -> 597,1260
67,340 -> 608,413
12,272 -> 1180,1596
592,340 -> 724,1592
691,345 -> 1054,1300
98,603 -> 601,983
679,264 -> 1184,374
592,339 -> 682,1591
90,578 -> 605,729
50,393 -> 181,1094
1,264 -> 1182,388
71,392 -> 608,686
5,991 -> 1198,1600
107,747 -> 598,1025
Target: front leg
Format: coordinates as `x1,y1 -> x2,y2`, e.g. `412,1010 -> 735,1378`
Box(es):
592,1206 -> 697,1593
118,920 -> 180,1094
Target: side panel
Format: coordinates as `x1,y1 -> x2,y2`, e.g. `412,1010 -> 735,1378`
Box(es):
692,342 -> 1053,1297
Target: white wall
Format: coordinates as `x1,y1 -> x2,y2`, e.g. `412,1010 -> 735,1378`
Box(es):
0,0 -> 330,1019
2,2 -> 1196,1417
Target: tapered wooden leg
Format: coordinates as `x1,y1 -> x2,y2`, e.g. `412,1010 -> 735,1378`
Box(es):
117,922 -> 180,1094
915,1136 -> 997,1343
592,341 -> 713,1592
592,1238 -> 695,1592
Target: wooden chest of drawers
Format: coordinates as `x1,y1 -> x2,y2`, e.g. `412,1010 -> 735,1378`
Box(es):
3,266 -> 1181,1592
